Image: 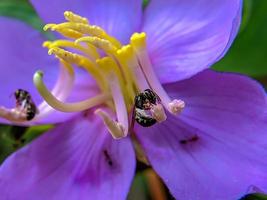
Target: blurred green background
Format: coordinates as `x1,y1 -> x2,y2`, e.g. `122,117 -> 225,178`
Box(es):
0,0 -> 266,199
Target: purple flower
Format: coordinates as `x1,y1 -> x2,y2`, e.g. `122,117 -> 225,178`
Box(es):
0,0 -> 267,200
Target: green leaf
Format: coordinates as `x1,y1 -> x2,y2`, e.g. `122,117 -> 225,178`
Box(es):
22,124 -> 53,143
239,193 -> 267,200
127,172 -> 150,200
0,0 -> 44,31
143,0 -> 150,9
213,0 -> 267,78
0,125 -> 15,163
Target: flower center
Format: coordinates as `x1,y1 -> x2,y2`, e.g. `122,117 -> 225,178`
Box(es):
1,11 -> 185,138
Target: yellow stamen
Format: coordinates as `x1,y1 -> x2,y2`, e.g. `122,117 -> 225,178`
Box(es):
43,40 -> 99,60
43,24 -> 57,31
48,47 -> 108,92
58,28 -> 84,39
45,20 -> 121,49
116,45 -> 138,99
44,23 -> 84,39
130,32 -> 147,50
64,11 -> 89,24
52,22 -> 104,37
117,45 -> 149,92
76,36 -> 117,54
96,57 -> 130,104
35,11 -> 181,134
117,45 -> 137,83
131,32 -> 185,115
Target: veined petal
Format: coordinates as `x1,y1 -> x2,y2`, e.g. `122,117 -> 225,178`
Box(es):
142,0 -> 242,83
136,70 -> 267,200
30,0 -> 143,43
0,114 -> 135,200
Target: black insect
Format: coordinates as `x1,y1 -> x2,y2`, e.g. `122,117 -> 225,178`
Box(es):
133,89 -> 160,127
14,89 -> 38,120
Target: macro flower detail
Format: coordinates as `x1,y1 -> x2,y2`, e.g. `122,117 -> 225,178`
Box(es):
0,0 -> 267,200
28,11 -> 186,139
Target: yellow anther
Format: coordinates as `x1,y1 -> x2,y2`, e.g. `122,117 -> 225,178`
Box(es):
102,34 -> 122,49
48,47 -> 108,92
52,22 -> 104,37
117,45 -> 135,63
43,40 -> 99,60
43,23 -> 83,39
130,32 -> 147,50
64,11 -> 89,24
96,57 -> 122,79
43,24 -> 57,31
43,41 -> 52,48
50,22 -> 121,48
57,28 -> 84,39
48,47 -> 81,64
84,25 -> 105,36
76,36 -> 117,53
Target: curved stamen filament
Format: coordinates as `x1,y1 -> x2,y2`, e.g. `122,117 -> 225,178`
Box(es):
33,71 -> 110,112
96,57 -> 129,138
0,60 -> 74,123
131,33 -> 185,115
34,60 -> 74,120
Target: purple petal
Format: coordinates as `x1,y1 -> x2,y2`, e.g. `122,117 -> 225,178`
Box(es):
30,0 -> 143,44
136,70 -> 267,199
0,114 -> 135,200
142,0 -> 242,83
0,17 -> 63,124
0,17 -> 100,124
0,17 -> 57,108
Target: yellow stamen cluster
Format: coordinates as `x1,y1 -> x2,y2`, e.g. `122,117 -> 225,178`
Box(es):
43,11 -> 148,111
